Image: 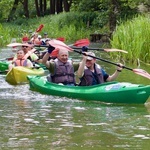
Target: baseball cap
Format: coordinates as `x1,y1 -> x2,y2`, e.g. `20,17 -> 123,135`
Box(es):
86,52 -> 95,60
38,35 -> 42,38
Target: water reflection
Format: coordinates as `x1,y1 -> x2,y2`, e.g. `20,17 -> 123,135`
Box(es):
0,95 -> 150,149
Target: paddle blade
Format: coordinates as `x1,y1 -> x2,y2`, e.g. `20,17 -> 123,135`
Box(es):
36,24 -> 44,32
50,49 -> 59,57
104,48 -> 128,53
7,43 -> 23,47
48,39 -> 73,51
56,37 -> 65,42
133,69 -> 150,79
73,39 -> 90,47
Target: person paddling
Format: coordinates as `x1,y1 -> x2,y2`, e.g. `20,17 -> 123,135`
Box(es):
77,49 -> 123,86
42,45 -> 79,86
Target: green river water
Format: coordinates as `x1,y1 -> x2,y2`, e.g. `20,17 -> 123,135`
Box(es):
0,47 -> 150,150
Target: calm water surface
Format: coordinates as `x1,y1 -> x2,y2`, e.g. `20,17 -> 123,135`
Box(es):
0,47 -> 150,150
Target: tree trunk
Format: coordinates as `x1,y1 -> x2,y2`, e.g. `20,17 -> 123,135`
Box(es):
35,0 -> 40,16
56,0 -> 63,14
43,0 -> 47,15
50,0 -> 55,14
39,0 -> 43,16
23,0 -> 29,18
64,0 -> 72,12
109,0 -> 119,33
7,0 -> 20,21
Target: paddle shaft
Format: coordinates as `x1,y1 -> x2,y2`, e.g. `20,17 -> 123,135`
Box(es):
71,46 -> 105,52
0,57 -> 13,61
35,45 -> 105,51
34,45 -> 132,70
74,50 -> 133,71
0,70 -> 8,74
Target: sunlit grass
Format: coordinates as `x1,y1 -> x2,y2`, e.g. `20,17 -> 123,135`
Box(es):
110,15 -> 150,64
0,12 -> 96,47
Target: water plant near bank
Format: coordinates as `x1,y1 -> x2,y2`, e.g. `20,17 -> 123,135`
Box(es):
110,15 -> 150,64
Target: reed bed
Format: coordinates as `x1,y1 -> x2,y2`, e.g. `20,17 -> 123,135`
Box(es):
110,15 -> 150,64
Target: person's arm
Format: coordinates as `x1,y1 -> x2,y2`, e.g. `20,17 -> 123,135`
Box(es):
26,59 -> 33,68
106,63 -> 123,82
42,52 -> 50,68
42,45 -> 55,69
12,54 -> 17,64
77,54 -> 87,78
8,64 -> 14,71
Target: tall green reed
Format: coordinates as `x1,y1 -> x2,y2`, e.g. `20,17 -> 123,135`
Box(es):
110,15 -> 150,64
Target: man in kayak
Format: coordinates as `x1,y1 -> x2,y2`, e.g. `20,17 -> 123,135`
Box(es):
77,49 -> 123,86
42,45 -> 79,86
9,49 -> 33,70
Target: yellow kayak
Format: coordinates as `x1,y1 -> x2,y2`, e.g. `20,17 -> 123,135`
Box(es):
5,66 -> 45,85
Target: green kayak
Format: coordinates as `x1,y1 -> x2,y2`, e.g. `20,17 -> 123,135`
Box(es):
0,60 -> 10,72
27,76 -> 150,104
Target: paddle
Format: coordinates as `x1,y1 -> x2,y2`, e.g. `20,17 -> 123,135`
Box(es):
71,46 -> 128,53
49,39 -> 150,80
0,57 -> 13,61
56,37 -> 65,42
36,24 -> 44,33
34,38 -> 128,53
72,38 -> 90,47
0,70 -> 8,74
70,39 -> 128,53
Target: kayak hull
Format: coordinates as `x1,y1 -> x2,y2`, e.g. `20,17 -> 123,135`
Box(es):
6,66 -> 45,85
27,76 -> 150,104
0,61 -> 10,72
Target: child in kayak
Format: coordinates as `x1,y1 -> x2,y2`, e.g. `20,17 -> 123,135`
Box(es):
8,49 -> 33,71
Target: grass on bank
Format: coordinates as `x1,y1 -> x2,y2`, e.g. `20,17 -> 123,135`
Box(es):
110,14 -> 150,64
0,11 -> 107,47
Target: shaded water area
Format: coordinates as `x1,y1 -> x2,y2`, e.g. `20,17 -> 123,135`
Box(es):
0,46 -> 150,149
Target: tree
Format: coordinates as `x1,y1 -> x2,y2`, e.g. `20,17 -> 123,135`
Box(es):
64,0 -> 72,12
56,0 -> 63,14
109,0 -> 119,33
50,0 -> 55,14
8,0 -> 20,21
23,0 -> 29,18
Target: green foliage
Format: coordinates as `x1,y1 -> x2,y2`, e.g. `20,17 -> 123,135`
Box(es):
35,12 -> 95,41
0,12 -> 98,47
0,0 -> 14,21
110,15 -> 150,63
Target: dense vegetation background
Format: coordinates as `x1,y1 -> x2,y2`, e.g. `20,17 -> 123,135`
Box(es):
0,0 -> 149,63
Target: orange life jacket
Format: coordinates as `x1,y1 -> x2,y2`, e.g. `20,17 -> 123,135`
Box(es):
14,59 -> 28,66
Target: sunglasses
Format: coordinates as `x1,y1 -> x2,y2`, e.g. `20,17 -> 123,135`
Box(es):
22,46 -> 28,48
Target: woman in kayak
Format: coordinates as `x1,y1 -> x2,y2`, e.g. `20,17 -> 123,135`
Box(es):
8,49 -> 33,70
77,49 -> 123,86
42,45 -> 79,86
